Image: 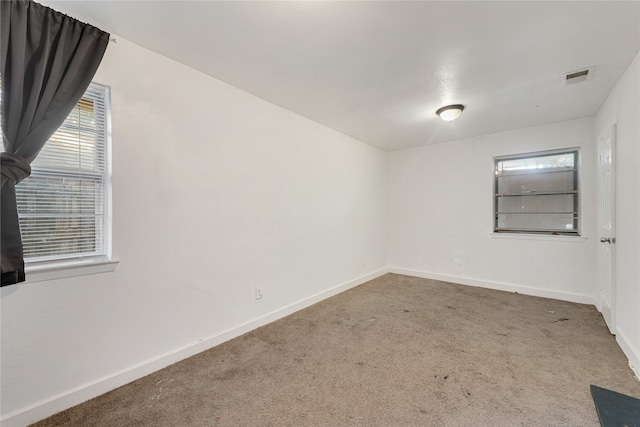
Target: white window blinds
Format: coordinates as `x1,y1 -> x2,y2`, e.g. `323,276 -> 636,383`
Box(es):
494,149 -> 579,236
14,83 -> 110,263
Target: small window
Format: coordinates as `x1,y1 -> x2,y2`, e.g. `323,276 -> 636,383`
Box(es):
494,149 -> 579,236
14,83 -> 111,264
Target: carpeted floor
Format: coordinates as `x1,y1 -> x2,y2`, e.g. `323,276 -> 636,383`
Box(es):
31,274 -> 640,426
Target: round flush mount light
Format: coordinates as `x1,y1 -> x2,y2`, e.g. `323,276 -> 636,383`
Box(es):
436,104 -> 465,121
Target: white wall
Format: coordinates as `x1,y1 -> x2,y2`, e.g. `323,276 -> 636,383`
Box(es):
388,118 -> 597,303
0,38 -> 389,426
595,51 -> 640,374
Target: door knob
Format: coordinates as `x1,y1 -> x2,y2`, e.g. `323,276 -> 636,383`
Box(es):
600,237 -> 614,243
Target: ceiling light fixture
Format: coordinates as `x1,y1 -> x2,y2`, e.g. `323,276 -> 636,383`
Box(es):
436,104 -> 465,121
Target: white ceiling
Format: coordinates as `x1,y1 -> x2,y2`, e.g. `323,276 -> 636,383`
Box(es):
43,1 -> 640,151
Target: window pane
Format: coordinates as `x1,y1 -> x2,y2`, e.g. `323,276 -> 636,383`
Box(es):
496,213 -> 577,232
498,152 -> 574,173
17,175 -> 102,216
497,194 -> 575,214
497,170 -> 575,194
20,217 -> 98,259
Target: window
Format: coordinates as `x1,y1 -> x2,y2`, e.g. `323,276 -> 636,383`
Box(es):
494,149 -> 579,236
13,83 -> 111,265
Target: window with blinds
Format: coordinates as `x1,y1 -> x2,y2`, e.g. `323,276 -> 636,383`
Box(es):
14,83 -> 111,263
494,149 -> 579,236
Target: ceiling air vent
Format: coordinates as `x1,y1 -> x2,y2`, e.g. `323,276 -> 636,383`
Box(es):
564,67 -> 593,85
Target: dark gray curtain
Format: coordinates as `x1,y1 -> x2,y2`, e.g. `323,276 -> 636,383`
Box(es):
1,0 -> 109,286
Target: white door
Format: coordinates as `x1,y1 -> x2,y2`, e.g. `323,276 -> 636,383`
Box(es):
597,124 -> 616,333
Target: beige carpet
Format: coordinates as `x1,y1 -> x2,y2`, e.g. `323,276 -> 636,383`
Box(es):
31,274 -> 640,426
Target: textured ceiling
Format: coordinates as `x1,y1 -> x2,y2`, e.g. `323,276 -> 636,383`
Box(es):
42,1 -> 640,151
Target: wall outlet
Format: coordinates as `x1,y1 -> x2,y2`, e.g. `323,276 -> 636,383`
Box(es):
255,287 -> 263,300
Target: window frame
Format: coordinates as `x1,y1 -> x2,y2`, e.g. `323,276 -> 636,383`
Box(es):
16,82 -> 116,281
493,148 -> 581,237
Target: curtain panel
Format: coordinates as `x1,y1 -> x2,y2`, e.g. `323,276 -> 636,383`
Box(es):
1,0 -> 109,286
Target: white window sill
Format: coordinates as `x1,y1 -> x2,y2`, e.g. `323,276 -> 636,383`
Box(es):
25,259 -> 119,283
491,233 -> 587,243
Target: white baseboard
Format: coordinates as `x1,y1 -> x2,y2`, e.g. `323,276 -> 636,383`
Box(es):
388,267 -> 596,306
0,267 -> 390,427
615,329 -> 640,382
